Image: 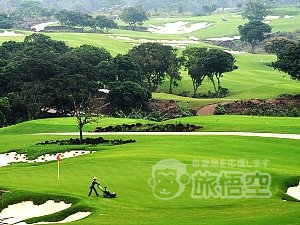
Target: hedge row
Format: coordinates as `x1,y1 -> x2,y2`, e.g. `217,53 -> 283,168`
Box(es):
92,123 -> 202,132
36,137 -> 136,145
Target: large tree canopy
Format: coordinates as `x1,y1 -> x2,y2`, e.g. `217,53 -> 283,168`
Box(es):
242,0 -> 270,22
182,47 -> 237,97
238,21 -> 272,53
264,37 -> 296,59
272,41 -> 300,81
0,34 -> 112,125
120,7 -> 148,29
108,81 -> 151,112
128,42 -> 179,91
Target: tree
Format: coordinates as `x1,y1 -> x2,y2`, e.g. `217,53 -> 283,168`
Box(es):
108,81 -> 151,112
71,44 -> 112,66
23,33 -> 69,54
48,74 -> 99,115
96,54 -> 144,87
94,15 -> 118,33
264,37 -> 296,59
238,21 -> 272,53
11,0 -> 47,22
167,56 -> 182,94
55,10 -> 94,29
272,41 -> 300,81
242,0 -> 270,22
0,13 -> 13,29
182,47 -> 237,97
202,4 -> 217,15
120,7 -> 148,29
128,42 -> 180,91
182,47 -> 208,97
205,49 -> 237,96
0,97 -> 10,127
73,98 -> 97,144
111,54 -> 144,85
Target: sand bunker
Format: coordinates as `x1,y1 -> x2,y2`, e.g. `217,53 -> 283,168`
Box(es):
107,35 -> 199,48
147,21 -> 213,34
0,30 -> 24,36
0,200 -> 91,224
286,182 -> 300,201
265,15 -> 280,20
224,50 -> 246,54
206,36 -> 240,41
31,22 -> 58,32
0,150 -> 94,167
284,15 -> 294,19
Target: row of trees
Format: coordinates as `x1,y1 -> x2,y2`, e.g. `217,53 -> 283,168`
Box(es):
0,35 -> 299,128
0,0 -> 149,31
55,10 -> 118,32
0,33 -> 238,127
2,0 -> 299,14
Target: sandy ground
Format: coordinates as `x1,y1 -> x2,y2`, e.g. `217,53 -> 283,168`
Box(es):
147,21 -> 213,34
0,150 -> 95,167
0,200 -> 90,224
0,30 -> 24,36
31,22 -> 58,31
286,182 -> 300,201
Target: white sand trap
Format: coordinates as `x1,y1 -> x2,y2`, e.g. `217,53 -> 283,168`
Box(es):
286,182 -> 300,201
0,150 -> 94,167
0,200 -> 70,224
206,36 -> 240,41
265,15 -> 280,20
224,50 -> 246,54
0,30 -> 24,36
31,22 -> 58,32
108,35 -> 199,48
189,36 -> 199,41
107,35 -> 134,41
284,15 -> 294,19
148,21 -> 213,34
0,200 -> 90,224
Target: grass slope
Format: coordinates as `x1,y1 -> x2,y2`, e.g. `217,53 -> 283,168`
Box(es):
0,117 -> 300,224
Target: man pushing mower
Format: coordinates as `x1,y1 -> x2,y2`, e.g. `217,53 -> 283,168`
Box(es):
88,176 -> 117,198
88,176 -> 101,197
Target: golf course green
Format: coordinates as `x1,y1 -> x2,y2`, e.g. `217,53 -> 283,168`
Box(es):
0,116 -> 300,224
1,7 -> 300,225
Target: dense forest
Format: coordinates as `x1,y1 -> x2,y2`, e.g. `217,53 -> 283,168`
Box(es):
0,0 -> 300,15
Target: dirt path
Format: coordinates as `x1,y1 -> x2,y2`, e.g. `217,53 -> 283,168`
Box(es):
197,104 -> 218,115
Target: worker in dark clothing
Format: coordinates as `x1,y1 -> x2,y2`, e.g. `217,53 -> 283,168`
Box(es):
88,176 -> 101,196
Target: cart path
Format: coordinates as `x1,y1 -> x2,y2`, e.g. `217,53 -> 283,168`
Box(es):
34,132 -> 300,140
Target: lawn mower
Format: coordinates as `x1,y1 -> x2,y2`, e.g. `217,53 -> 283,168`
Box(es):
98,185 -> 117,198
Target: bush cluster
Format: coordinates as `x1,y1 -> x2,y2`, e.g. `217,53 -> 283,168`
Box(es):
92,123 -> 202,132
36,137 -> 136,145
215,95 -> 300,117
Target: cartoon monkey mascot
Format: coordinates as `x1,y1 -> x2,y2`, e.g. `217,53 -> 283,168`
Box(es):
148,158 -> 190,200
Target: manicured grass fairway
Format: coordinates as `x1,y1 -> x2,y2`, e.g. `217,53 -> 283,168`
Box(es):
0,117 -> 300,225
